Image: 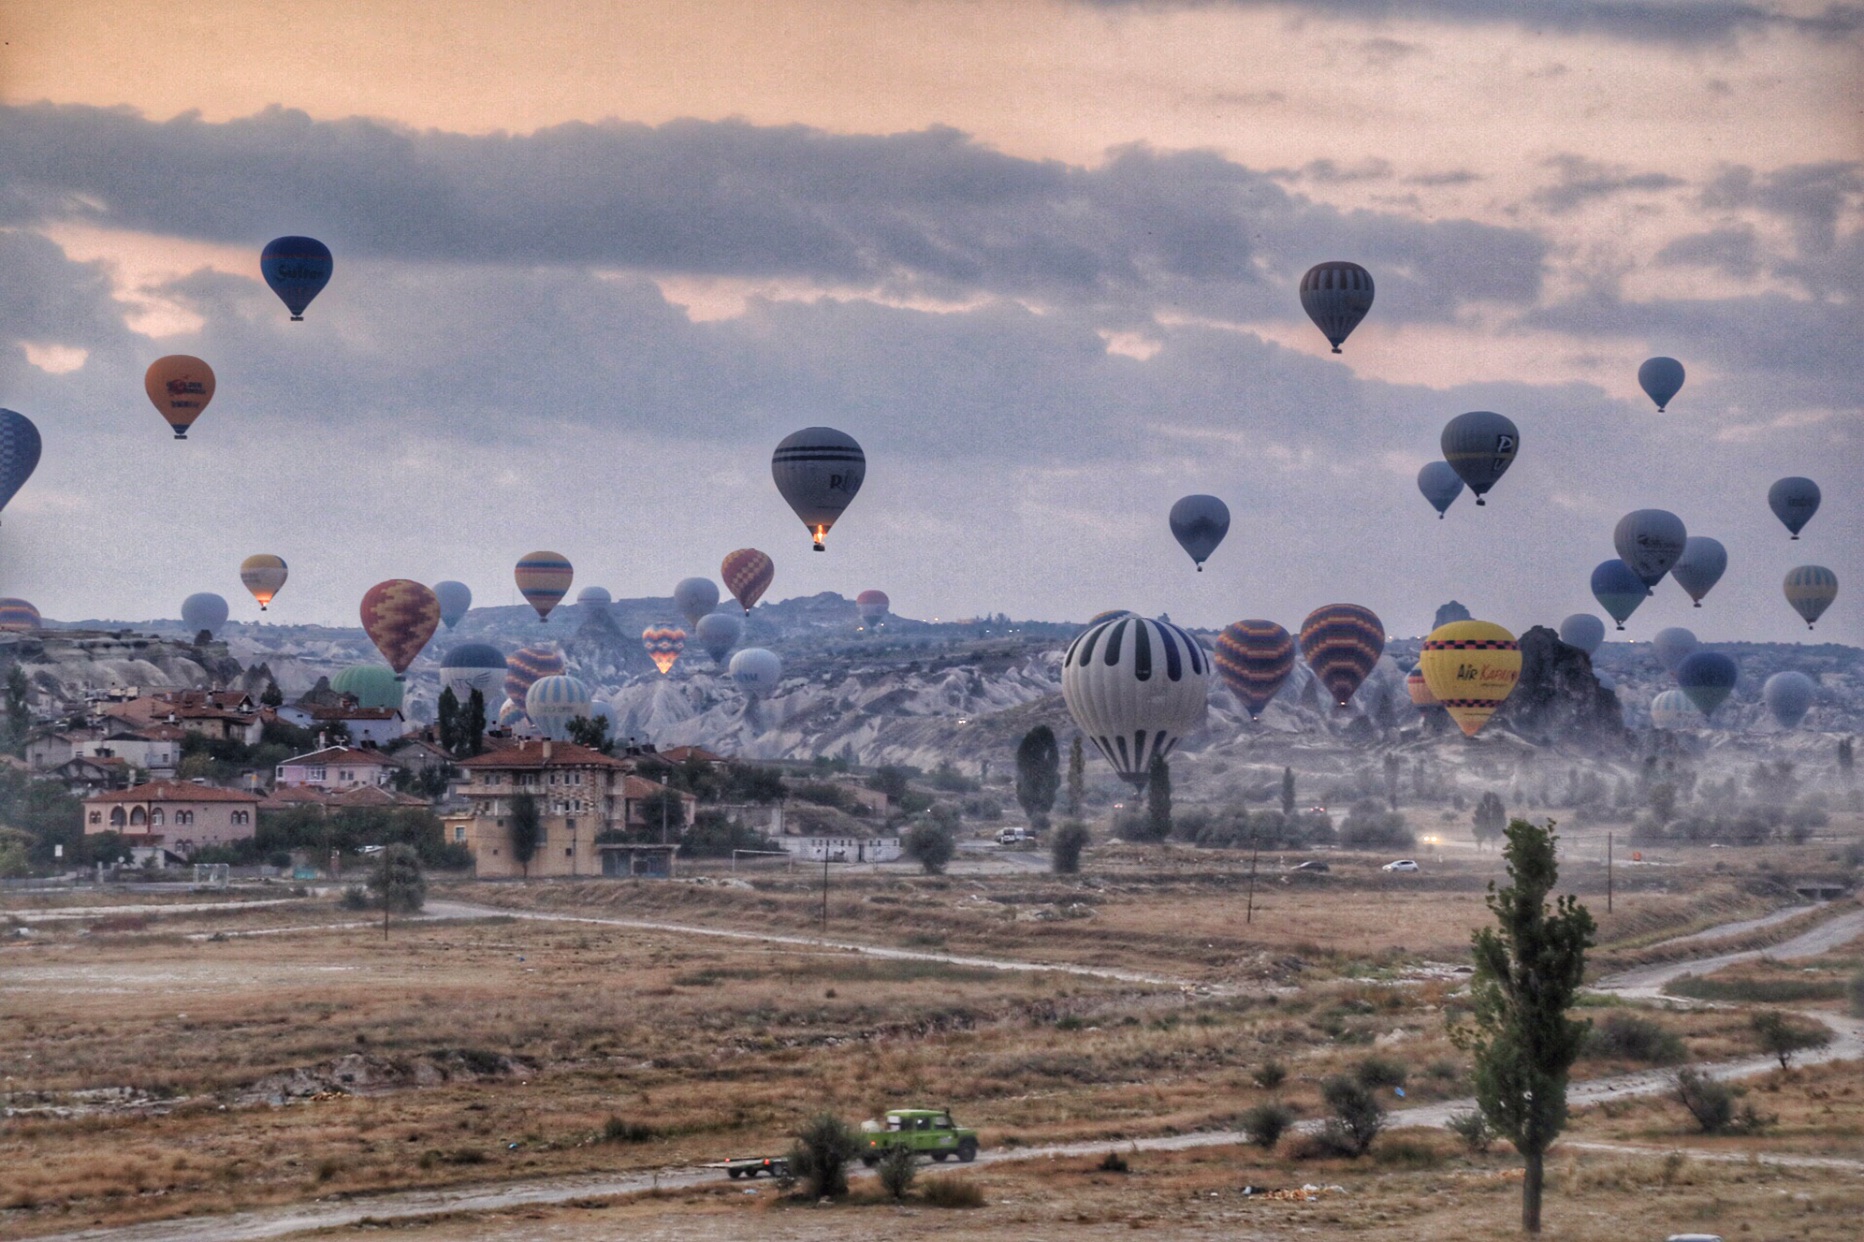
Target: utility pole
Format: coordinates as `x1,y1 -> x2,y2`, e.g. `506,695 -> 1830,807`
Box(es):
1245,822 -> 1261,924
1607,831 -> 1614,914
821,850 -> 830,935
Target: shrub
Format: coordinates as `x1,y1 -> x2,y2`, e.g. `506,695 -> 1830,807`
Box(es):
1242,1101 -> 1295,1151
1050,821 -> 1090,874
1445,1110 -> 1494,1154
1584,1011 -> 1686,1065
1849,967 -> 1864,1019
1338,799 -> 1415,850
602,1116 -> 655,1143
1673,1067 -> 1735,1132
1354,1056 -> 1408,1089
903,821 -> 956,875
875,1144 -> 916,1201
1251,1060 -> 1287,1091
1320,1076 -> 1386,1156
338,885 -> 371,910
920,1176 -> 985,1208
1096,1150 -> 1129,1173
1750,1009 -> 1834,1068
786,1112 -> 860,1198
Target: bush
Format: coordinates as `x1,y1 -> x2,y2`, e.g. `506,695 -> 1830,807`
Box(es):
1445,1110 -> 1493,1154
875,1143 -> 916,1200
602,1116 -> 655,1143
1849,967 -> 1864,1019
1674,1067 -> 1738,1133
1251,1060 -> 1287,1091
1096,1150 -> 1129,1173
338,885 -> 371,910
368,842 -> 426,914
1242,1101 -> 1295,1151
786,1112 -> 860,1198
1051,821 -> 1090,874
1338,799 -> 1415,850
1354,1056 -> 1408,1089
1584,1010 -> 1686,1064
919,1175 -> 985,1208
903,821 -> 956,875
1750,1009 -> 1834,1068
1320,1076 -> 1386,1156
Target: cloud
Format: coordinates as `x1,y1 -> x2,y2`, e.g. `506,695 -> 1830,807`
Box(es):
1531,155 -> 1687,214
1655,224 -> 1764,279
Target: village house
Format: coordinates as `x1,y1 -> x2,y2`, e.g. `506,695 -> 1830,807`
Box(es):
273,745 -> 401,790
275,703 -> 410,747
110,690 -> 263,746
26,728 -> 103,773
99,725 -> 186,778
53,753 -> 134,794
83,780 -> 264,855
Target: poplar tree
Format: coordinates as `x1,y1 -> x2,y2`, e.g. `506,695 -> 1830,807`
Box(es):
1280,766 -> 1296,817
1146,755 -> 1172,841
1065,735 -> 1086,818
1015,725 -> 1061,831
510,792 -> 541,877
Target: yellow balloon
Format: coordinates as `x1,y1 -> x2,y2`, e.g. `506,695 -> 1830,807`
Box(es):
144,355 -> 216,439
1420,620 -> 1521,737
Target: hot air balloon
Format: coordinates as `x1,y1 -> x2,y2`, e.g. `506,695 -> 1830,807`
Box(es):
181,593 -> 229,637
240,554 -> 288,610
1213,620 -> 1295,720
1637,357 -> 1685,412
1676,651 -> 1737,719
144,355 -> 216,439
643,626 -> 686,675
260,236 -> 334,321
525,674 -> 595,741
1650,688 -> 1694,731
1420,620 -> 1521,738
1558,614 -> 1606,655
1763,671 -> 1816,729
772,427 -> 865,550
729,647 -> 783,695
695,611 -> 743,666
1652,627 -> 1699,677
857,590 -> 890,626
0,409 -> 43,522
496,697 -> 530,733
359,579 -> 440,676
1416,461 -> 1464,519
578,586 -> 612,607
1614,509 -> 1688,592
722,549 -> 774,613
1440,412 -> 1518,505
1768,477 -> 1820,540
1061,614 -> 1210,789
1783,566 -> 1837,630
674,577 -> 721,628
1299,604 -> 1385,707
1168,495 -> 1230,571
439,643 -> 507,700
1671,537 -> 1726,608
331,664 -> 405,711
433,580 -> 472,629
505,643 -> 567,705
0,599 -> 41,632
1298,261 -> 1375,353
1088,609 -> 1132,626
1591,559 -> 1647,630
1406,666 -> 1439,708
515,551 -> 573,622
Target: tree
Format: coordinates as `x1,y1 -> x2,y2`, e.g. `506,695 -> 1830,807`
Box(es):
1014,725 -> 1061,831
1281,766 -> 1296,817
463,688 -> 487,757
1146,755 -> 1172,841
369,842 -> 426,915
1065,734 -> 1086,819
786,1112 -> 860,1198
1838,736 -> 1854,782
875,1143 -> 916,1201
4,665 -> 29,753
1383,753 -> 1403,810
1320,1076 -> 1386,1155
1472,792 -> 1507,850
260,679 -> 284,709
566,713 -> 614,755
1750,1009 -> 1833,1068
1453,819 -> 1596,1234
437,687 -> 460,753
1051,820 -> 1090,874
904,819 -> 955,874
509,792 -> 541,878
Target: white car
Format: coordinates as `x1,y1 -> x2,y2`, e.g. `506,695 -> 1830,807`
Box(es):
996,827 -> 1033,845
1381,859 -> 1421,873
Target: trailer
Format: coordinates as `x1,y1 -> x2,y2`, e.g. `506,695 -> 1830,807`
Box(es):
706,1155 -> 791,1180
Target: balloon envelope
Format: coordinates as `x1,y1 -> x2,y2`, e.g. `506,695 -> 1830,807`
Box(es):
259,236 -> 333,320
1783,566 -> 1837,630
1558,614 -> 1606,655
694,611 -> 743,665
1406,666 -> 1439,708
515,551 -> 573,622
1416,461 -> 1464,518
1168,494 -> 1230,570
1299,604 -> 1385,707
331,664 -> 405,711
1591,559 -> 1647,629
181,593 -> 229,637
359,579 -> 440,675
505,642 -> 567,705
0,598 -> 41,632
577,586 -> 612,606
1061,614 -> 1210,788
240,555 -> 288,610
433,580 -> 472,629
144,355 -> 215,438
729,647 -> 783,695
0,409 -> 43,518
1650,688 -> 1694,731
439,643 -> 507,700
1671,537 -> 1726,607
525,675 -> 594,741
1614,509 -> 1688,589
643,626 -> 686,675
1676,651 -> 1738,719
857,589 -> 890,625
1213,619 -> 1294,719
1420,620 -> 1521,737
674,578 -> 721,628
1298,261 -> 1375,352
1440,412 -> 1518,503
721,549 -> 774,612
496,697 -> 530,733
1637,357 -> 1685,411
1763,671 -> 1816,729
1768,477 -> 1820,539
771,427 -> 865,550
1652,627 -> 1700,677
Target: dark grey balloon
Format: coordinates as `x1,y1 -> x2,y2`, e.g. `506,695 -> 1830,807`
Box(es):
1168,494 -> 1230,570
1767,476 -> 1820,539
1440,411 -> 1519,504
1558,613 -> 1605,655
1670,537 -> 1726,608
1613,508 -> 1688,590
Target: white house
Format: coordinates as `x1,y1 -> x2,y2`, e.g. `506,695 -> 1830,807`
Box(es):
777,835 -> 903,864
274,745 -> 401,790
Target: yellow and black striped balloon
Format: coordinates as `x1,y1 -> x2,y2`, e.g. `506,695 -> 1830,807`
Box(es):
1420,620 -> 1521,737
1214,619 -> 1294,719
1298,604 -> 1385,707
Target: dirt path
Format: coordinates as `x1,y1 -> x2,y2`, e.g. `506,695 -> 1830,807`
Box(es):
1595,902 -> 1864,1001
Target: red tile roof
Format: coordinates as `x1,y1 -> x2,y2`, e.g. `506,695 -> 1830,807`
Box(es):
457,740 -> 627,771
85,780 -> 263,805
281,746 -> 401,768
622,775 -> 696,800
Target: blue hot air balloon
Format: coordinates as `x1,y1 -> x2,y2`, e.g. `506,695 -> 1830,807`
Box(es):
1671,537 -> 1726,608
0,409 -> 43,523
439,642 -> 507,700
1614,508 -> 1688,593
1417,461 -> 1464,519
1169,494 -> 1230,571
1441,412 -> 1519,505
1558,613 -> 1605,655
1768,477 -> 1821,540
1676,651 -> 1737,720
433,580 -> 472,629
181,592 -> 230,637
1763,671 -> 1816,729
260,236 -> 334,321
1591,559 -> 1647,630
1637,357 -> 1685,412
1299,261 -> 1375,353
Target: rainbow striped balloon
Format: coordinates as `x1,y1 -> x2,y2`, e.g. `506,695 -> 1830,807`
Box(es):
1299,604 -> 1385,707
1213,620 -> 1294,720
515,551 -> 573,622
0,597 -> 40,632
642,626 -> 687,675
504,642 -> 567,705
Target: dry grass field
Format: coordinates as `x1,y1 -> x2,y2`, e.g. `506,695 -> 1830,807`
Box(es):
2,843 -> 1859,1239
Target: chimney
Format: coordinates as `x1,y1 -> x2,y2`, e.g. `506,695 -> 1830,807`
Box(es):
542,739 -> 553,762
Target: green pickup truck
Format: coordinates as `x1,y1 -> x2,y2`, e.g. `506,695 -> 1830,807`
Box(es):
858,1107 -> 979,1164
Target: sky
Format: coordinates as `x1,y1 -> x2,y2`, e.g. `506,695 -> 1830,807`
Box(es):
0,0 -> 1858,647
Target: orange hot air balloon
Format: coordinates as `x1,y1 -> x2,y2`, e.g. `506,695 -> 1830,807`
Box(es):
642,626 -> 686,675
240,554 -> 288,610
359,579 -> 441,676
1419,620 -> 1521,738
144,356 -> 216,439
721,548 -> 774,613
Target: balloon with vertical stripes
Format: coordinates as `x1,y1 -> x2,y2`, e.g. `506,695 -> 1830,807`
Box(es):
1061,614 -> 1209,790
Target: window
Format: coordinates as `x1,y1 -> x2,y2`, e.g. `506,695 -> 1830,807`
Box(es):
150,809 -> 164,826
89,810 -> 102,825
309,766 -> 326,781
129,807 -> 147,827
176,810 -> 193,826
455,826 -> 466,841
566,818 -> 576,833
